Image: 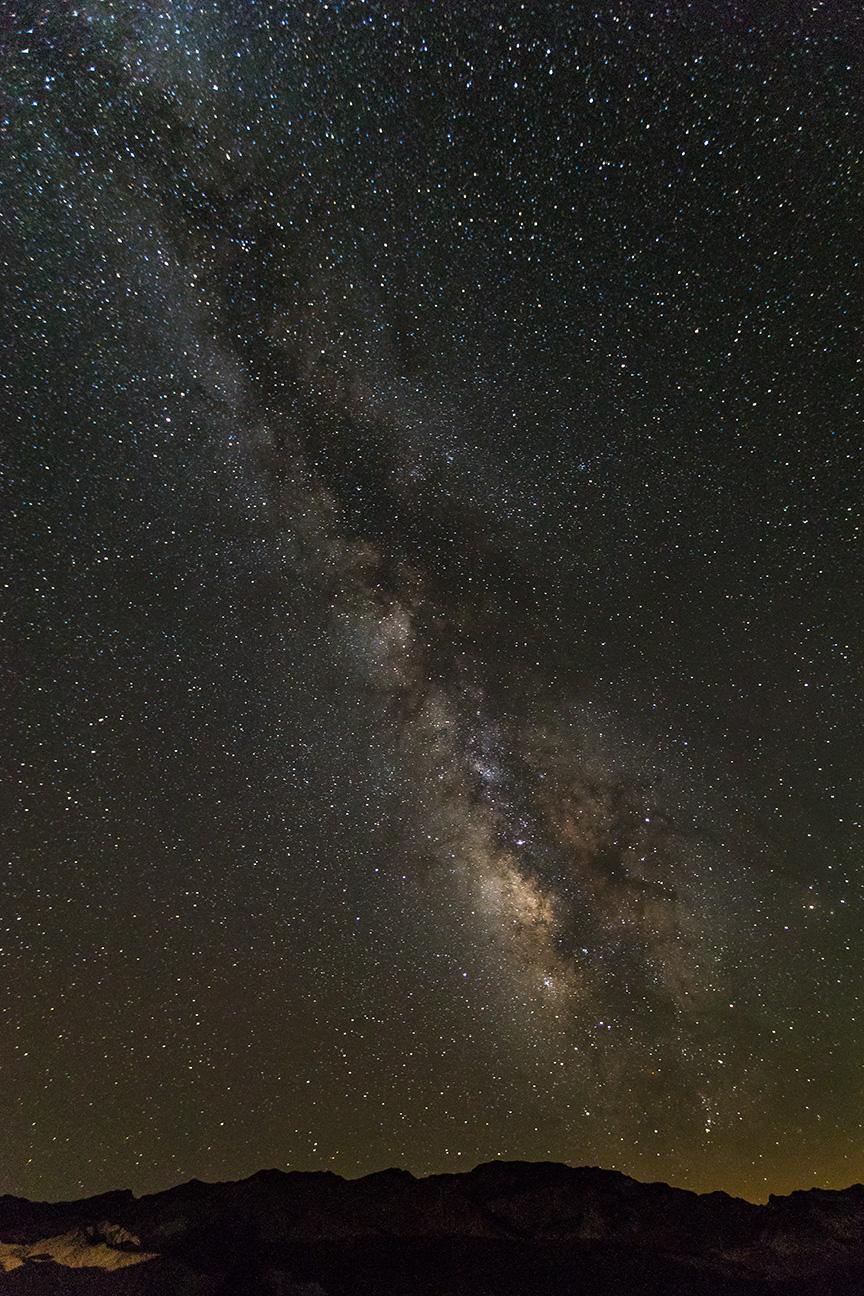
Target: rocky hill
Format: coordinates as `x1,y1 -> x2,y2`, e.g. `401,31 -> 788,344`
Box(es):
2,1161 -> 864,1294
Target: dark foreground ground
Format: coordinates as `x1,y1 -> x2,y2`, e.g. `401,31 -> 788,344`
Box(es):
2,1161 -> 864,1294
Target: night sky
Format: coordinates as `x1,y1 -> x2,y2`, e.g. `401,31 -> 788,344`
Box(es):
4,0 -> 863,1205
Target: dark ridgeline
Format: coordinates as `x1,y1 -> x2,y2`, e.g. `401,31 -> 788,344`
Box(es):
1,1161 -> 863,1294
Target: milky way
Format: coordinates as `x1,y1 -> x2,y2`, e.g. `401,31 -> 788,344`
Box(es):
5,1 -> 863,1203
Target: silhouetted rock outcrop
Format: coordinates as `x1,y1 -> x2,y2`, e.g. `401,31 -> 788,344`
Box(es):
2,1162 -> 863,1293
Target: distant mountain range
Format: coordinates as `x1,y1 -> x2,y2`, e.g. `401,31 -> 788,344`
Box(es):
2,1161 -> 864,1293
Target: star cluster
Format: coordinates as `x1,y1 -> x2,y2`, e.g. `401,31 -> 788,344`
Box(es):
4,0 -> 863,1204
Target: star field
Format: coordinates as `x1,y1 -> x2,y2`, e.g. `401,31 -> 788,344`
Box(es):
3,0 -> 863,1204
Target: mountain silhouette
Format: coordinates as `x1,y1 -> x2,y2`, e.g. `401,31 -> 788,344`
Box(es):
2,1161 -> 863,1293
